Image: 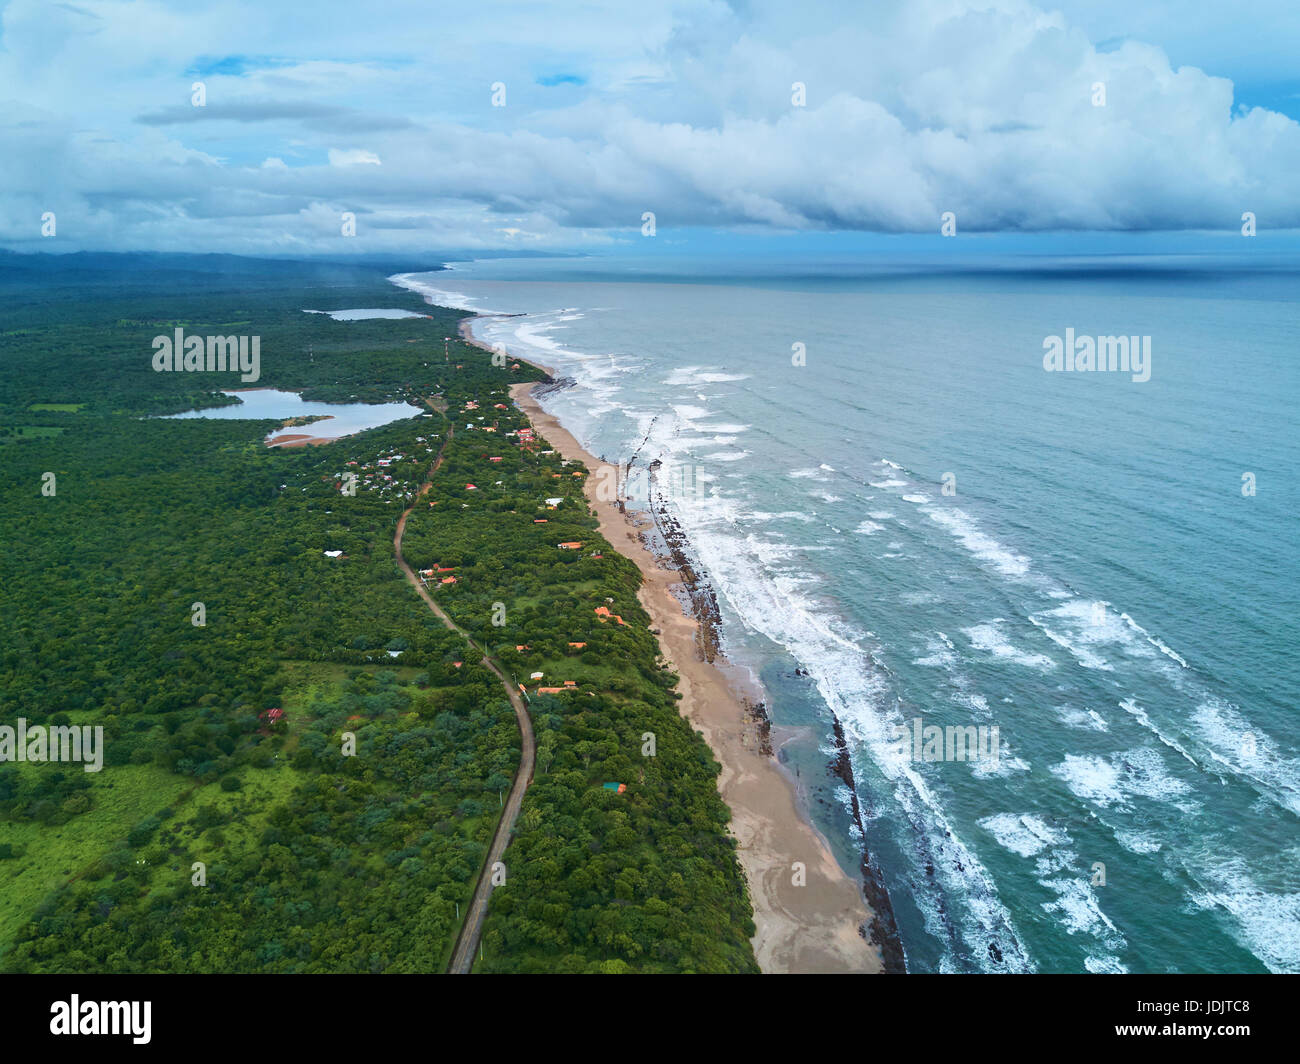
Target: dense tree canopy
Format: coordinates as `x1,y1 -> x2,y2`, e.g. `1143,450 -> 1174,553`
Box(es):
0,255 -> 756,973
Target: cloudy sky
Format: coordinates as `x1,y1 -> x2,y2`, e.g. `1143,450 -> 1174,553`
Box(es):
3,0 -> 1298,255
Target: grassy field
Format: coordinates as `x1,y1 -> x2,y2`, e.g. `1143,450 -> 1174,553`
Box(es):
0,763 -> 191,953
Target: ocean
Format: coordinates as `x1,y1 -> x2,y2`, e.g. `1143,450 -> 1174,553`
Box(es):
393,256 -> 1299,974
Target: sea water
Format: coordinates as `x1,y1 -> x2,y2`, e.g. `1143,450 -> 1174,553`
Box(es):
395,257 -> 1299,974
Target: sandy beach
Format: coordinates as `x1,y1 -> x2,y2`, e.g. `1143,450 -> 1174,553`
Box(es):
510,379 -> 884,973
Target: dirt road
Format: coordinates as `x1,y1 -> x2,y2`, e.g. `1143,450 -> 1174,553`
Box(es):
392,420 -> 536,974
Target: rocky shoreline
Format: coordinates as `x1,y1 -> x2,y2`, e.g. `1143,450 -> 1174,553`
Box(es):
641,448 -> 906,973
645,459 -> 724,663
829,716 -> 908,973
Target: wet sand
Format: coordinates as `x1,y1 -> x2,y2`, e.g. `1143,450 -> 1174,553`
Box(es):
511,381 -> 883,973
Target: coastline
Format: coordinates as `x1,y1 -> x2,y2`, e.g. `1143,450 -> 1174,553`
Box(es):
471,302 -> 886,972
510,382 -> 883,973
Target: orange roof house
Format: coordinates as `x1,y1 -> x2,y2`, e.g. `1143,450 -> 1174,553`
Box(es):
558,541 -> 583,550
568,642 -> 586,649
441,576 -> 457,584
595,606 -> 628,626
536,686 -> 565,694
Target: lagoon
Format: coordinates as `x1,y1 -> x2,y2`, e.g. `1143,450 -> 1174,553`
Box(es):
303,308 -> 429,321
162,389 -> 417,445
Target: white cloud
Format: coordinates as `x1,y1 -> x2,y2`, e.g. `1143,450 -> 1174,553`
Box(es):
327,148 -> 382,167
0,0 -> 1296,252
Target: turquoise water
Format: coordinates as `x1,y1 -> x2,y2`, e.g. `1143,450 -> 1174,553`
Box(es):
396,258 -> 1299,973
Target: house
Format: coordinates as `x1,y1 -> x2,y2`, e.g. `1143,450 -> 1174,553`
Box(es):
567,642 -> 586,649
544,497 -> 563,506
516,644 -> 530,651
602,782 -> 627,794
558,541 -> 583,550
488,456 -> 502,462
452,661 -> 463,668
529,671 -> 544,680
440,576 -> 457,584
563,681 -> 577,687
533,519 -> 548,523
595,606 -> 628,626
466,483 -> 477,490
324,550 -> 344,558
536,686 -> 565,694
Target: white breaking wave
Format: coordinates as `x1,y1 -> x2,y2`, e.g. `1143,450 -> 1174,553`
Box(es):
649,475 -> 1036,971
1186,856 -> 1300,974
389,272 -> 498,313
963,621 -> 1057,672
922,506 -> 1033,579
1050,747 -> 1194,811
979,813 -> 1068,858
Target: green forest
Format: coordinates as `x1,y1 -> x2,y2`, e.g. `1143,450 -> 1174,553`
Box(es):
0,252 -> 757,973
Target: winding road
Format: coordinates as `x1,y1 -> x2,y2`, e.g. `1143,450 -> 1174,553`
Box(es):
392,419 -> 536,974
